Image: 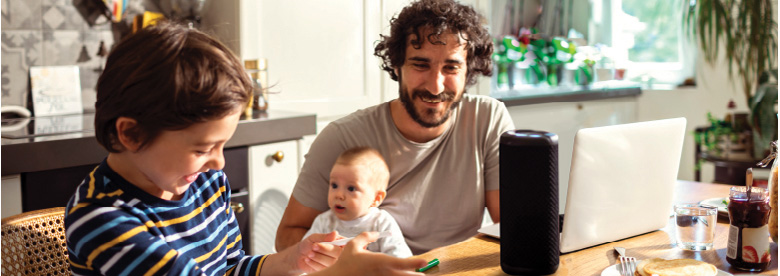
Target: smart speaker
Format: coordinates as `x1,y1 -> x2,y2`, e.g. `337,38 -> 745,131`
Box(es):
499,130 -> 560,275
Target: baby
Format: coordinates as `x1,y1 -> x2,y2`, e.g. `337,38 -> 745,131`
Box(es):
303,147 -> 412,258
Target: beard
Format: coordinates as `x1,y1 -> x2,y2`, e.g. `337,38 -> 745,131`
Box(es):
398,80 -> 461,128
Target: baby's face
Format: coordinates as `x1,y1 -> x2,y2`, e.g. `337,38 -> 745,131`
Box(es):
327,163 -> 382,221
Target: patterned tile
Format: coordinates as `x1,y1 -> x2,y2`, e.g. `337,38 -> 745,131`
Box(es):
42,0 -> 91,30
78,30 -> 113,111
1,30 -> 43,106
42,29 -> 81,65
1,0 -> 43,30
79,30 -> 113,69
79,65 -> 98,111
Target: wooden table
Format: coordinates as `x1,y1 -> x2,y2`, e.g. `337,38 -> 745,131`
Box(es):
416,180 -> 778,275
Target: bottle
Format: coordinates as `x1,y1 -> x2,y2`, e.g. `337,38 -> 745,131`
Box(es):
244,59 -> 269,112
726,186 -> 772,271
759,141 -> 778,242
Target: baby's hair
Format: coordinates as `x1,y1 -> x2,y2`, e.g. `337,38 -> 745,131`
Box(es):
94,21 -> 252,153
334,147 -> 390,190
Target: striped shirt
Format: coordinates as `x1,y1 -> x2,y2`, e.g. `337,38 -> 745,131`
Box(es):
65,159 -> 266,276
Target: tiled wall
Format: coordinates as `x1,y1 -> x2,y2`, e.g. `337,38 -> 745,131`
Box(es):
1,0 -> 116,112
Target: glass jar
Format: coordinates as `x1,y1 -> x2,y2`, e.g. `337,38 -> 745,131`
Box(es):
726,186 -> 771,271
765,141 -> 778,243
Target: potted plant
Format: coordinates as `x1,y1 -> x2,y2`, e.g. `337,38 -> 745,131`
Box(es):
683,0 -> 778,158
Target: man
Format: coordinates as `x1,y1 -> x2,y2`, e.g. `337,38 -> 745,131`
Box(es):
276,0 -> 515,256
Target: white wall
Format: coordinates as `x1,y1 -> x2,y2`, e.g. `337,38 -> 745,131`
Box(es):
636,47 -> 770,183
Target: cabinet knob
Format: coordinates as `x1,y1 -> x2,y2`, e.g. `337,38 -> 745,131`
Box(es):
230,202 -> 245,214
271,151 -> 284,162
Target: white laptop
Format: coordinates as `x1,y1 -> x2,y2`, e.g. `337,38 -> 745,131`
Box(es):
479,117 -> 687,253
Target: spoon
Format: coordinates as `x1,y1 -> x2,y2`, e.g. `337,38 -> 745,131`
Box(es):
746,168 -> 753,192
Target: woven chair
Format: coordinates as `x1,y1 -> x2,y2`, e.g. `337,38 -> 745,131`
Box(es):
1,207 -> 70,276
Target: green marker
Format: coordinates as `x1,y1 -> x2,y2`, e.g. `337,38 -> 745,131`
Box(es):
416,258 -> 439,272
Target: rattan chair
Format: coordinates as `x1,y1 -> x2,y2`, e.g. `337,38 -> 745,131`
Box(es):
1,207 -> 70,276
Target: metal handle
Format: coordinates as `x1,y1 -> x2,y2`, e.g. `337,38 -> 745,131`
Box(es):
230,202 -> 245,214
271,151 -> 284,162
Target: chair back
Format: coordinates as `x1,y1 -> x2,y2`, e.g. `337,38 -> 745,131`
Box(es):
1,207 -> 69,275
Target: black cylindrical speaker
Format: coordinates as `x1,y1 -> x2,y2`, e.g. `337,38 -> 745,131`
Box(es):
500,130 -> 560,275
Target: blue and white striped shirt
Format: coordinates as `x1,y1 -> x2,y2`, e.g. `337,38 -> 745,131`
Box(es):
65,159 -> 265,276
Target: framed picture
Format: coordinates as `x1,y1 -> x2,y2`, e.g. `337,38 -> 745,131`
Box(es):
29,66 -> 83,117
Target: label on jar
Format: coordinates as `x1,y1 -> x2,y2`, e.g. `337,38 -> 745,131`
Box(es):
727,225 -> 738,259
741,225 -> 771,263
727,224 -> 771,262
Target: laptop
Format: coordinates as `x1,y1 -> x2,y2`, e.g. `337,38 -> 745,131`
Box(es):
479,117 -> 687,253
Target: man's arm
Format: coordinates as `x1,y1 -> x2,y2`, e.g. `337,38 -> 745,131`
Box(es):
486,189 -> 500,223
276,196 -> 322,251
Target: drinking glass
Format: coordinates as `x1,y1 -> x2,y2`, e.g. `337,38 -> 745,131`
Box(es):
674,203 -> 717,250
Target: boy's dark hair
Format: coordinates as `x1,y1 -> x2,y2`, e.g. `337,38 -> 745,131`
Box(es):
94,21 -> 252,153
373,0 -> 493,87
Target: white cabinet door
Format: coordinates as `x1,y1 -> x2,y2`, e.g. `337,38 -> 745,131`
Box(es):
248,140 -> 300,254
203,1 -> 384,118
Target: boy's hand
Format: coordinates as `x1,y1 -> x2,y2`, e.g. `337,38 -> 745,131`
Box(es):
297,231 -> 344,272
323,232 -> 429,275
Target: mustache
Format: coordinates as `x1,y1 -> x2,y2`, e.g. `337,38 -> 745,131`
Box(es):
412,89 -> 456,102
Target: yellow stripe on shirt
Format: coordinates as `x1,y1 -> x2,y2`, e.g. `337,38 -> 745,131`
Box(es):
144,249 -> 177,276
68,202 -> 91,215
86,166 -> 99,199
194,235 -> 227,263
226,235 -> 242,251
69,259 -> 90,270
96,189 -> 123,199
154,186 -> 226,228
256,254 -> 269,276
86,225 -> 146,269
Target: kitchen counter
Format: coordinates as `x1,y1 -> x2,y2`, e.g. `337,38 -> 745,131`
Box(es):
1,110 -> 316,175
492,80 -> 641,106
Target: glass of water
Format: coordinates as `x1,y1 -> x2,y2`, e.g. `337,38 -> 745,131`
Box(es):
674,203 -> 717,250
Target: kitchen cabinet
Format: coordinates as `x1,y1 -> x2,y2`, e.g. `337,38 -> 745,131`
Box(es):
202,1 -> 381,118
201,0 -> 487,120
247,140 -> 300,254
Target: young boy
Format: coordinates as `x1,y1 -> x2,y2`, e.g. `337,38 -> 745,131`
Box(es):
303,147 -> 413,258
64,22 -> 426,276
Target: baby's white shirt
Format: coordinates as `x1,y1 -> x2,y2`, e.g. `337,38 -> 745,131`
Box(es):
303,207 -> 413,258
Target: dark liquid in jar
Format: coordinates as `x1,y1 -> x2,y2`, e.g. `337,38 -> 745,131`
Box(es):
727,196 -> 771,271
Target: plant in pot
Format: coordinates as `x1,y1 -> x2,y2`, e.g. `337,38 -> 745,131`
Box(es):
683,0 -> 778,160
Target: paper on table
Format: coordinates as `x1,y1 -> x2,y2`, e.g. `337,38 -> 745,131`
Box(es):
321,231 -> 392,246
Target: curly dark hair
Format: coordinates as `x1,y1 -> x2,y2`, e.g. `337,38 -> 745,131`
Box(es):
94,21 -> 252,153
374,0 -> 493,87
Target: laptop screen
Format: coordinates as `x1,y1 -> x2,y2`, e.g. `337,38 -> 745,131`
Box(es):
559,118 -> 686,253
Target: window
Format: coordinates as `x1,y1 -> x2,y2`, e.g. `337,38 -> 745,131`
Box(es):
591,0 -> 696,86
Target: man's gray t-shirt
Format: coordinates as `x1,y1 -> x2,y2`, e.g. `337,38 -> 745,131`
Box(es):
292,94 -> 515,254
